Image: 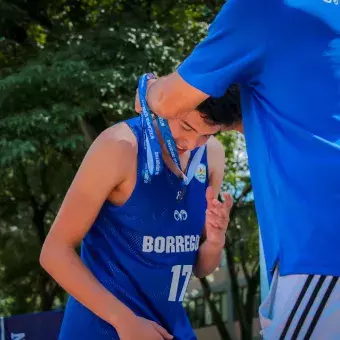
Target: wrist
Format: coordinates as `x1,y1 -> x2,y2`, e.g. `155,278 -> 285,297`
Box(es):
204,237 -> 225,252
109,304 -> 136,330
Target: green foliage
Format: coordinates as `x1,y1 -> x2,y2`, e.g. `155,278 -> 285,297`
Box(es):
219,131 -> 258,277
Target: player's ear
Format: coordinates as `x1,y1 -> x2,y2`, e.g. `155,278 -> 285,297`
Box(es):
220,122 -> 243,133
220,125 -> 234,132
234,122 -> 244,133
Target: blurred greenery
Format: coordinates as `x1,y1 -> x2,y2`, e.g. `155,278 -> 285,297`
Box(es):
0,1 -> 259,339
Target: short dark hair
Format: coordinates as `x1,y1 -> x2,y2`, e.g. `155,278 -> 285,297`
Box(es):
196,84 -> 242,126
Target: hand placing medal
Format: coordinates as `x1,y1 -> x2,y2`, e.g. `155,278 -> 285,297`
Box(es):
138,73 -> 206,200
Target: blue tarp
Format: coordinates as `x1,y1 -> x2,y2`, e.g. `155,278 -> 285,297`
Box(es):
3,310 -> 63,340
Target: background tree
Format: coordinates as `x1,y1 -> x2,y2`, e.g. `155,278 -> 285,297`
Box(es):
0,1 -> 260,339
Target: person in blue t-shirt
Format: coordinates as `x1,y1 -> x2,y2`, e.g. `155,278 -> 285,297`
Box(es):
40,89 -> 242,340
136,0 -> 340,338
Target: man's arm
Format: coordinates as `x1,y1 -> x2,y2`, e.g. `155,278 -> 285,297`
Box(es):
145,72 -> 209,119
194,137 -> 232,278
144,0 -> 266,119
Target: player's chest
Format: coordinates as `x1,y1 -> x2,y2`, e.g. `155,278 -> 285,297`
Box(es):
121,185 -> 207,236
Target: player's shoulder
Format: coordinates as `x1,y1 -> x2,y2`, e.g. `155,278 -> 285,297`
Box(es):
86,122 -> 138,176
96,121 -> 138,154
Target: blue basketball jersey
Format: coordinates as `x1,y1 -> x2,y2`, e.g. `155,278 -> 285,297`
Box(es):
178,0 -> 340,281
59,117 -> 209,340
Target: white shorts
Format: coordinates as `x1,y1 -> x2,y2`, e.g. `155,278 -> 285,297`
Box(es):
259,268 -> 340,339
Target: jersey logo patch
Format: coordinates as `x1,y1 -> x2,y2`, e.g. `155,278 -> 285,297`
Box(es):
174,210 -> 188,221
195,163 -> 206,183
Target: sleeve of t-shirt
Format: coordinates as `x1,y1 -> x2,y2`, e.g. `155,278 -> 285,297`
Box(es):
177,0 -> 267,97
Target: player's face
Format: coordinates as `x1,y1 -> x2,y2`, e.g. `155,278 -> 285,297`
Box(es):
167,111 -> 222,154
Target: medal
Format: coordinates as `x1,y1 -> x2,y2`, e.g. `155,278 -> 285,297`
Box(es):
138,73 -> 205,200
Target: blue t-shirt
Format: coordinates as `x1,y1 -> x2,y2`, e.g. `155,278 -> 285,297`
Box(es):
178,0 -> 340,280
58,118 -> 209,340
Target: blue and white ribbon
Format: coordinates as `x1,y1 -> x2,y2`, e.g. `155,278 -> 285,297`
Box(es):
138,73 -> 206,196
138,73 -> 163,183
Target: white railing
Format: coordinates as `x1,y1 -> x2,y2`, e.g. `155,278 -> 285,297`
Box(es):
0,316 -> 5,340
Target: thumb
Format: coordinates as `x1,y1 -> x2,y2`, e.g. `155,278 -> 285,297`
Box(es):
222,192 -> 233,211
151,322 -> 173,339
205,186 -> 215,209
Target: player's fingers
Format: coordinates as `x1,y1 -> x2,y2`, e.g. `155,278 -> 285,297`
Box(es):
208,208 -> 230,229
205,186 -> 215,209
206,210 -> 224,229
211,199 -> 230,221
151,321 -> 173,339
222,192 -> 233,211
210,206 -> 227,219
206,220 -> 219,231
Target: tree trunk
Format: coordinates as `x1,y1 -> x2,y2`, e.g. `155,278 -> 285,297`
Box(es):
225,244 -> 245,323
78,112 -> 108,144
39,272 -> 59,311
244,268 -> 260,340
32,206 -> 46,247
147,0 -> 152,22
200,277 -> 232,340
31,192 -> 58,311
225,242 -> 253,340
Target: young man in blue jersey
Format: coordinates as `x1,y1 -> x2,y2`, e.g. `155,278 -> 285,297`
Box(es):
136,0 -> 340,338
40,88 -> 242,340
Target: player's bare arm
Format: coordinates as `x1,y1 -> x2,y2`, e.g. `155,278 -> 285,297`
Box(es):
194,137 -> 232,278
40,125 -> 173,340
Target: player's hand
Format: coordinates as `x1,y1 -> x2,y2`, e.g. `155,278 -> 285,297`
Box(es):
205,186 -> 233,248
135,78 -> 157,113
117,315 -> 173,340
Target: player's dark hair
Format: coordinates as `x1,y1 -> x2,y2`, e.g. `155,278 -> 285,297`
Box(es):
196,84 -> 242,126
